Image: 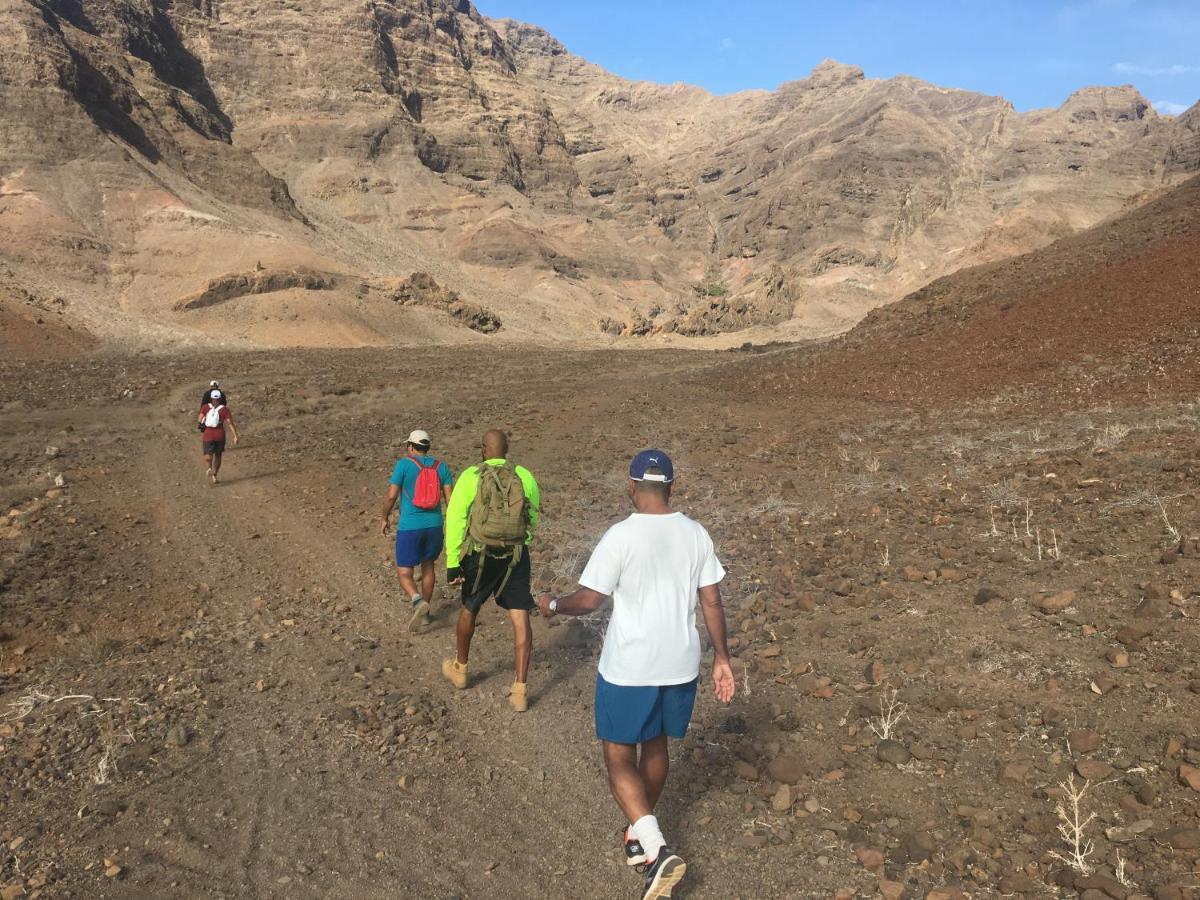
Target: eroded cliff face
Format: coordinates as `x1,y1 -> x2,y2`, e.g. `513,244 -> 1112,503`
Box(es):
0,1 -> 1196,350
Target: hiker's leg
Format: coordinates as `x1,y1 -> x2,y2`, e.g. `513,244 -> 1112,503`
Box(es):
420,559 -> 436,600
455,607 -> 477,664
203,451 -> 214,472
507,609 -> 532,683
602,740 -> 651,823
211,452 -> 222,477
396,565 -> 419,599
639,734 -> 670,811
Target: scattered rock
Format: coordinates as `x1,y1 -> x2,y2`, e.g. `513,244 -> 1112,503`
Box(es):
1038,589 -> 1076,612
876,740 -> 911,765
770,784 -> 793,813
1159,827 -> 1200,849
1068,728 -> 1103,754
1179,763 -> 1200,791
1076,759 -> 1115,780
974,586 -> 1003,605
1000,761 -> 1033,783
1135,597 -> 1171,619
1117,621 -> 1155,646
999,873 -> 1040,893
766,754 -> 806,784
1106,649 -> 1130,668
854,846 -> 884,871
733,760 -> 758,781
1105,819 -> 1154,843
1075,873 -> 1129,899
863,660 -> 885,684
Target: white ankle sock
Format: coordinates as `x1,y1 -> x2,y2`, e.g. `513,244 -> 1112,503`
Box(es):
411,593 -> 423,606
631,814 -> 665,862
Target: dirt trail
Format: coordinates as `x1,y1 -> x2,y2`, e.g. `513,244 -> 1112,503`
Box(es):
6,348 -> 1200,899
2,361 -> 771,898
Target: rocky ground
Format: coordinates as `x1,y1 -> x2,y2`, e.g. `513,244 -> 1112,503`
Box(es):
1,345 -> 1198,898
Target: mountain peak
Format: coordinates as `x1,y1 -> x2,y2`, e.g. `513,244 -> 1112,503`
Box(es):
490,18 -> 568,57
1057,84 -> 1154,122
807,58 -> 866,86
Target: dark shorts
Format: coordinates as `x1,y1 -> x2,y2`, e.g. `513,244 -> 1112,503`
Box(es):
203,439 -> 226,455
460,548 -> 533,614
395,526 -> 444,568
595,674 -> 698,744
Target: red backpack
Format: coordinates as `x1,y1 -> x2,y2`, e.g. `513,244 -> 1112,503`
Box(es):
410,458 -> 442,510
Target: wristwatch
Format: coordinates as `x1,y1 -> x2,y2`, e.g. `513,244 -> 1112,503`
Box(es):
548,597 -> 559,614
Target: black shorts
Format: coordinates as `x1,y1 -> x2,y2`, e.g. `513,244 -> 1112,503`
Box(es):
203,439 -> 226,455
461,548 -> 534,614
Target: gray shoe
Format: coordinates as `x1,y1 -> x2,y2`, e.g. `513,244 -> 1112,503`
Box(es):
407,598 -> 430,632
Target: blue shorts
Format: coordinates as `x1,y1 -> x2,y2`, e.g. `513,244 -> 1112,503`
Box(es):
594,674 -> 698,744
394,526 -> 444,568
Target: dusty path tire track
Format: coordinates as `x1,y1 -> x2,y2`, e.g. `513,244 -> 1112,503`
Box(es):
112,383 -> 640,898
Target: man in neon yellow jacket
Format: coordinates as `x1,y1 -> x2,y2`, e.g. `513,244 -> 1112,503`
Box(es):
442,429 -> 541,710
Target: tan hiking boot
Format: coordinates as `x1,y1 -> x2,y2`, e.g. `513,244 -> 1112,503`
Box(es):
509,681 -> 528,712
441,658 -> 468,689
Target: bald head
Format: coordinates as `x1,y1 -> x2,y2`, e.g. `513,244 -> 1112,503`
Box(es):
482,429 -> 509,460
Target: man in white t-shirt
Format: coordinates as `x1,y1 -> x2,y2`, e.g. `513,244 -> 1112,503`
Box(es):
537,449 -> 734,900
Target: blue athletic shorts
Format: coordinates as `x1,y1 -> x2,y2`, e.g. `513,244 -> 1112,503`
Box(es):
394,525 -> 444,568
594,674 -> 698,744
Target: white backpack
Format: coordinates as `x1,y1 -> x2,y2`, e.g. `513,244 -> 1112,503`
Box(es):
203,404 -> 225,428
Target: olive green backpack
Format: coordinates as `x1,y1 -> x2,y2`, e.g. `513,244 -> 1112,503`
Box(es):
467,463 -> 530,593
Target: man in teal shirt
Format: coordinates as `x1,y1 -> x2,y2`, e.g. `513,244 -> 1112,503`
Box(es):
379,430 -> 454,631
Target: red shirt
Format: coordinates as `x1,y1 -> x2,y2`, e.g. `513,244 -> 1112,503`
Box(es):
200,404 -> 232,441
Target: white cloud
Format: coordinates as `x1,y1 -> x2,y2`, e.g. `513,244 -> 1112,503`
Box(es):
1114,61 -> 1200,76
719,37 -> 736,51
1154,99 -> 1190,115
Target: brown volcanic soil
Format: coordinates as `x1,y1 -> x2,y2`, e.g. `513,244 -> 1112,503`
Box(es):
753,174 -> 1200,408
3,344 -> 1200,898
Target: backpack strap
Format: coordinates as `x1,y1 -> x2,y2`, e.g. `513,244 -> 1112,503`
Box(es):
469,544 -> 522,596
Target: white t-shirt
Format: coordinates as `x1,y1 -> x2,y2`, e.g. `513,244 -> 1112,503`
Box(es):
579,512 -> 726,686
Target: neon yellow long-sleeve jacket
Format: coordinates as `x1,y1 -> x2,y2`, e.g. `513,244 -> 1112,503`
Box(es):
444,459 -> 541,567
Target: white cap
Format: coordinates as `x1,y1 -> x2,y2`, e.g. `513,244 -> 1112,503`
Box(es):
210,389 -> 222,399
210,380 -> 219,387
406,429 -> 431,448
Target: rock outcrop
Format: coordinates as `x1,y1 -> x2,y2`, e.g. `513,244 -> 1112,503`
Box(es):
0,1 -> 1197,351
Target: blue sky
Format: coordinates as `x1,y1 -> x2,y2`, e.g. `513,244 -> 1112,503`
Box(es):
475,0 -> 1200,115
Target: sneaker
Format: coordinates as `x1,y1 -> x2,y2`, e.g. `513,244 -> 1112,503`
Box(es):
640,848 -> 685,899
441,658 -> 468,689
407,597 -> 429,632
622,828 -> 647,867
508,681 -> 528,712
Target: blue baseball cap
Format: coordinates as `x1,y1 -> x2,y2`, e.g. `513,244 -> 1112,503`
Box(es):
630,449 -> 674,483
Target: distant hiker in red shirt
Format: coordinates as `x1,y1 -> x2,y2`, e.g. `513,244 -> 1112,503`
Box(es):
198,389 -> 239,485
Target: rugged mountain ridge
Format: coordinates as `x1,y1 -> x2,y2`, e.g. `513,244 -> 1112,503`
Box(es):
0,0 -> 1196,352
749,172 -> 1200,408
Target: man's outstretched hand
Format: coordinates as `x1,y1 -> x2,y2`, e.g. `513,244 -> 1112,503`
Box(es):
447,567 -> 464,586
712,657 -> 735,704
535,593 -> 556,618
